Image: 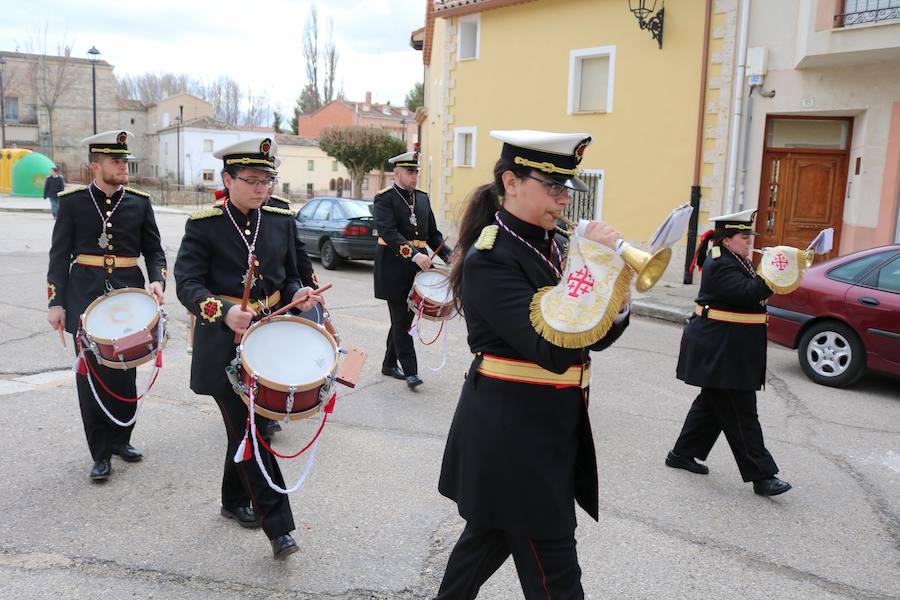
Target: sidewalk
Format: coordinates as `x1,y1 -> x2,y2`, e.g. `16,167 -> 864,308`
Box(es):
0,193 -> 697,324
0,194 -> 189,216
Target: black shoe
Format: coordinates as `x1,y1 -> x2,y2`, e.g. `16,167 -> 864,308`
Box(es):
381,366 -> 405,380
753,477 -> 792,496
220,505 -> 260,529
111,444 -> 143,462
406,374 -> 424,390
89,459 -> 111,481
270,533 -> 299,559
665,450 -> 709,475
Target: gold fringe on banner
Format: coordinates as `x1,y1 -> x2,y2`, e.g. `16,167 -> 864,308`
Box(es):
756,249 -> 812,295
529,268 -> 633,349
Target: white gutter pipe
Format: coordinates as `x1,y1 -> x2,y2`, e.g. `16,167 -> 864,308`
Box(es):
724,0 -> 751,214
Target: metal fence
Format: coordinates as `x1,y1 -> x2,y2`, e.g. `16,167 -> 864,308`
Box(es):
560,170 -> 600,223
834,0 -> 900,26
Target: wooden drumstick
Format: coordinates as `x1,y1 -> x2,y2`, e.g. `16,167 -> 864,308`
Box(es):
233,256 -> 256,343
428,240 -> 446,261
259,283 -> 332,322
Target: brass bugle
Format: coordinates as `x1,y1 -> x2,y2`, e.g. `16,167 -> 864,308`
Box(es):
555,214 -> 671,293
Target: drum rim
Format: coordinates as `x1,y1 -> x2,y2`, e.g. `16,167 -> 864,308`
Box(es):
411,269 -> 454,308
81,287 -> 161,345
239,315 -> 338,392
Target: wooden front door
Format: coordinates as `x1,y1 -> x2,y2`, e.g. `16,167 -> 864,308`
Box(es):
755,151 -> 847,262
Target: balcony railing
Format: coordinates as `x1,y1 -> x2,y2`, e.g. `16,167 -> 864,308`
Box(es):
834,1 -> 900,27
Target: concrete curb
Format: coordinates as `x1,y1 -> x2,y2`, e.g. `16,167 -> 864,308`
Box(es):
632,300 -> 691,325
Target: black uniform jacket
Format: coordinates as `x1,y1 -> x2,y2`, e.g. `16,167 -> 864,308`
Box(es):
676,248 -> 773,391
174,202 -> 302,397
373,185 -> 451,301
438,209 -> 629,539
47,184 -> 167,334
267,195 -> 318,289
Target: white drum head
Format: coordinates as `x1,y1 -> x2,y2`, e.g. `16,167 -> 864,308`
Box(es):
84,291 -> 158,340
242,320 -> 335,386
415,270 -> 452,305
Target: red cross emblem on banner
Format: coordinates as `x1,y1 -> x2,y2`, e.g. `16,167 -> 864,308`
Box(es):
566,266 -> 595,298
772,252 -> 789,271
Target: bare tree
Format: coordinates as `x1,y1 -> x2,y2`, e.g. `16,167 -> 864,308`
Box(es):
201,76 -> 242,125
26,25 -> 76,160
301,5 -> 321,113
323,18 -> 338,104
243,89 -> 271,127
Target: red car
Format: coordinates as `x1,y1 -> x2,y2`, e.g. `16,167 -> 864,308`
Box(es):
766,244 -> 900,387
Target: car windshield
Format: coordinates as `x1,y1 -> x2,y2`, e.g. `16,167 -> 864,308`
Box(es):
827,250 -> 896,284
340,200 -> 373,218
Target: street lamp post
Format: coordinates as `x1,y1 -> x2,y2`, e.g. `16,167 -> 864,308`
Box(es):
0,56 -> 7,148
87,46 -> 100,134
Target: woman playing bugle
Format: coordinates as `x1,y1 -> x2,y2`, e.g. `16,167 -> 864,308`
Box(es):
665,208 -> 791,497
435,130 -> 631,599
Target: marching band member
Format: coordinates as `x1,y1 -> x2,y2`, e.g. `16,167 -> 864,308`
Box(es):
373,151 -> 452,390
436,131 -> 631,598
174,138 -> 321,559
665,209 -> 791,496
46,131 -> 166,482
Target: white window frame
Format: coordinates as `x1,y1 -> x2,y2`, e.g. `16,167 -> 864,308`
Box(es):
567,45 -> 616,115
579,168 -> 605,220
457,14 -> 481,61
454,126 -> 477,168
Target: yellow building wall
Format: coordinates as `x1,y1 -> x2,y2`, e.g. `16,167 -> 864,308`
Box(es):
433,0 -> 707,242
277,144 -> 351,199
420,17 -> 450,220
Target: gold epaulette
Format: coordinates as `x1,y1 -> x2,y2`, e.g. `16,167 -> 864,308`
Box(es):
189,207 -> 223,220
377,186 -> 392,195
57,185 -> 86,198
125,186 -> 151,198
474,225 -> 499,251
213,199 -> 225,207
268,195 -> 290,208
711,246 -> 721,259
262,205 -> 293,216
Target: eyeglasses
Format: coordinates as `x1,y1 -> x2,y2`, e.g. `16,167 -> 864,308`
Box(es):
524,174 -> 569,198
235,175 -> 276,188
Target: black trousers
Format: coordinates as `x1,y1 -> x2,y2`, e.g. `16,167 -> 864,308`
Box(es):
74,340 -> 138,462
383,298 -> 417,377
213,389 -> 294,540
436,522 -> 584,600
672,387 -> 778,482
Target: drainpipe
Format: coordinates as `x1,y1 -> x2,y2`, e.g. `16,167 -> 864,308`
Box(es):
724,0 -> 751,215
737,86 -> 755,212
683,0 -> 713,284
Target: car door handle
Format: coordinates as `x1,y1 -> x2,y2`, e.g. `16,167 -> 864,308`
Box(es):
859,297 -> 879,306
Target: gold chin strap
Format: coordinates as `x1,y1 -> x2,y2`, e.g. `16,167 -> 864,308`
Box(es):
89,147 -> 129,154
513,156 -> 577,176
724,223 -> 754,230
225,157 -> 275,168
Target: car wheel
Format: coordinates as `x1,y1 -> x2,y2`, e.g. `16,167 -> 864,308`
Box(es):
320,240 -> 341,270
797,321 -> 866,387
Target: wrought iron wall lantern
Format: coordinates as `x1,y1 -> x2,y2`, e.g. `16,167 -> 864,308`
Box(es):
629,0 -> 665,49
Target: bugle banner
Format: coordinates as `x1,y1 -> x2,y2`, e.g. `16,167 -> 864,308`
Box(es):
757,245 -> 814,294
530,232 -> 632,349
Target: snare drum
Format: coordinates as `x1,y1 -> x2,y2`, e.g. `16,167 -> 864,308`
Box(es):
236,316 -> 339,421
408,268 -> 454,321
80,288 -> 165,369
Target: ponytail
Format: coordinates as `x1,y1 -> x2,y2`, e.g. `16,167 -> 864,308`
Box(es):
449,158 -> 528,311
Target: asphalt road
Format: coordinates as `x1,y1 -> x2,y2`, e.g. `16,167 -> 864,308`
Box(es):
0,210 -> 897,599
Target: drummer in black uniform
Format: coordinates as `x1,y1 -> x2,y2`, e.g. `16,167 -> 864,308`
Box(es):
46,130 -> 166,482
174,137 -> 322,559
665,209 -> 791,496
436,130 -> 631,598
373,150 -> 451,390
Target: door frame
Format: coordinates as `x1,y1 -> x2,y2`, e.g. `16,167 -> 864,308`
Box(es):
755,115 -> 854,257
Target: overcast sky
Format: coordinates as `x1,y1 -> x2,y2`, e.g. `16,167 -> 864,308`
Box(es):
3,0 -> 427,115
